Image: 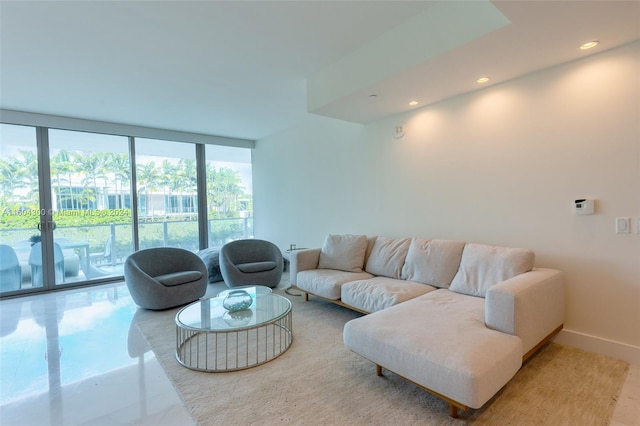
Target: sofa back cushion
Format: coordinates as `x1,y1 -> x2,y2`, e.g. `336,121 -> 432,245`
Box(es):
318,234 -> 368,273
401,238 -> 466,288
364,237 -> 410,279
450,243 -> 535,297
364,236 -> 378,265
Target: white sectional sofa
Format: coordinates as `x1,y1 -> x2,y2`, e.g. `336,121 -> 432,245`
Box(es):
290,234 -> 564,418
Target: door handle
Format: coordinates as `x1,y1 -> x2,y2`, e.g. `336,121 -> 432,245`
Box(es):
37,220 -> 56,231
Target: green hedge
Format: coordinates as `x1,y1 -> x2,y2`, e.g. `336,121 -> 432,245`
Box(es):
1,206 -> 253,254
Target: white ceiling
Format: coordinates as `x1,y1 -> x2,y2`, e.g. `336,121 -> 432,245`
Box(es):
1,1 -> 639,141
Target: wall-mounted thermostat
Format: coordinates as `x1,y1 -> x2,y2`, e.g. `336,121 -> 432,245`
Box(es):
574,199 -> 595,215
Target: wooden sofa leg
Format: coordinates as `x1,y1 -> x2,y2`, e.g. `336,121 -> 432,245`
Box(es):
304,292 -> 309,301
449,404 -> 458,418
375,364 -> 383,376
372,362 -> 464,419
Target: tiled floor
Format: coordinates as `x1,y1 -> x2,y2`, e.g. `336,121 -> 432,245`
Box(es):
0,282 -> 638,426
0,282 -> 211,426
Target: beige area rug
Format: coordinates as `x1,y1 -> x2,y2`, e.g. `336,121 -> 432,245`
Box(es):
133,289 -> 629,426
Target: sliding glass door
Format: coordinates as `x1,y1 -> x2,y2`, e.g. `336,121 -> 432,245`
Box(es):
0,125 -> 135,294
48,129 -> 133,285
0,124 -> 42,293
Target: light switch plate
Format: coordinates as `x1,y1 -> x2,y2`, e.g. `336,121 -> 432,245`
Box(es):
615,217 -> 630,234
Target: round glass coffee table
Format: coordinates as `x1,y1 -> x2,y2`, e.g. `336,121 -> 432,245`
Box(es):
175,293 -> 292,372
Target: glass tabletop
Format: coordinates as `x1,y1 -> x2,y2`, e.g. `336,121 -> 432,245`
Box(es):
175,293 -> 291,332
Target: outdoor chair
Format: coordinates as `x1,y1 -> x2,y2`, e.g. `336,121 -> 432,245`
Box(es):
124,247 -> 208,310
90,236 -> 113,265
54,238 -> 80,277
0,244 -> 22,292
29,242 -> 65,287
219,239 -> 283,288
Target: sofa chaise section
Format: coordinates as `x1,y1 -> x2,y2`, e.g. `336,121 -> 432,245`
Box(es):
343,289 -> 523,416
342,241 -> 564,418
343,266 -> 564,417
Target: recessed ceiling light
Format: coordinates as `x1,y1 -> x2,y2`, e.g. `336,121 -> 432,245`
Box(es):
476,77 -> 490,84
408,100 -> 419,106
580,41 -> 599,50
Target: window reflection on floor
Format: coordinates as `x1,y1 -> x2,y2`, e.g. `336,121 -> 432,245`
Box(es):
0,283 -> 193,425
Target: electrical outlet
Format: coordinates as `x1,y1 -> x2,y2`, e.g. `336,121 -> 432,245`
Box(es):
615,217 -> 630,234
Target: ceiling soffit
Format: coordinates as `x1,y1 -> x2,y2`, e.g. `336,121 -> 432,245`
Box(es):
307,1 -> 510,122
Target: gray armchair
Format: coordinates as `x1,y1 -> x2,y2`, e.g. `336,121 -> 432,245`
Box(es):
219,239 -> 283,288
124,247 -> 208,310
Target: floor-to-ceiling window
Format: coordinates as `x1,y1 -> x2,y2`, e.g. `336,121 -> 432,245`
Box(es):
0,112 -> 254,297
135,138 -> 199,252
205,144 -> 253,247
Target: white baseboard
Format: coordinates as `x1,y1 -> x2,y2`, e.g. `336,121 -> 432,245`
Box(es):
554,329 -> 640,365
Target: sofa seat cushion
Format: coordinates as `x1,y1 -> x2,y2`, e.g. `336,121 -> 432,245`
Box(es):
297,269 -> 374,300
156,271 -> 203,287
341,277 -> 437,313
236,261 -> 276,273
450,243 -> 535,297
343,289 -> 522,409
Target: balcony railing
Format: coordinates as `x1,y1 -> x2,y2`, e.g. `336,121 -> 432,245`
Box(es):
0,217 -> 253,290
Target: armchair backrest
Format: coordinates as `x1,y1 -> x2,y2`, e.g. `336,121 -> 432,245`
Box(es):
126,247 -> 204,277
221,239 -> 282,264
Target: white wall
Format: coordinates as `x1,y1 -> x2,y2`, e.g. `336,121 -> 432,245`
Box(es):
253,41 -> 640,363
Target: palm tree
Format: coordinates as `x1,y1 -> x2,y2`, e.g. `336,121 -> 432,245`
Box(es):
162,160 -> 184,213
50,152 -> 69,210
207,165 -> 244,217
108,153 -> 130,209
179,158 -> 198,213
54,150 -> 78,209
17,150 -> 39,204
136,161 -> 160,216
76,152 -> 107,209
0,156 -> 28,202
158,160 -> 176,213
